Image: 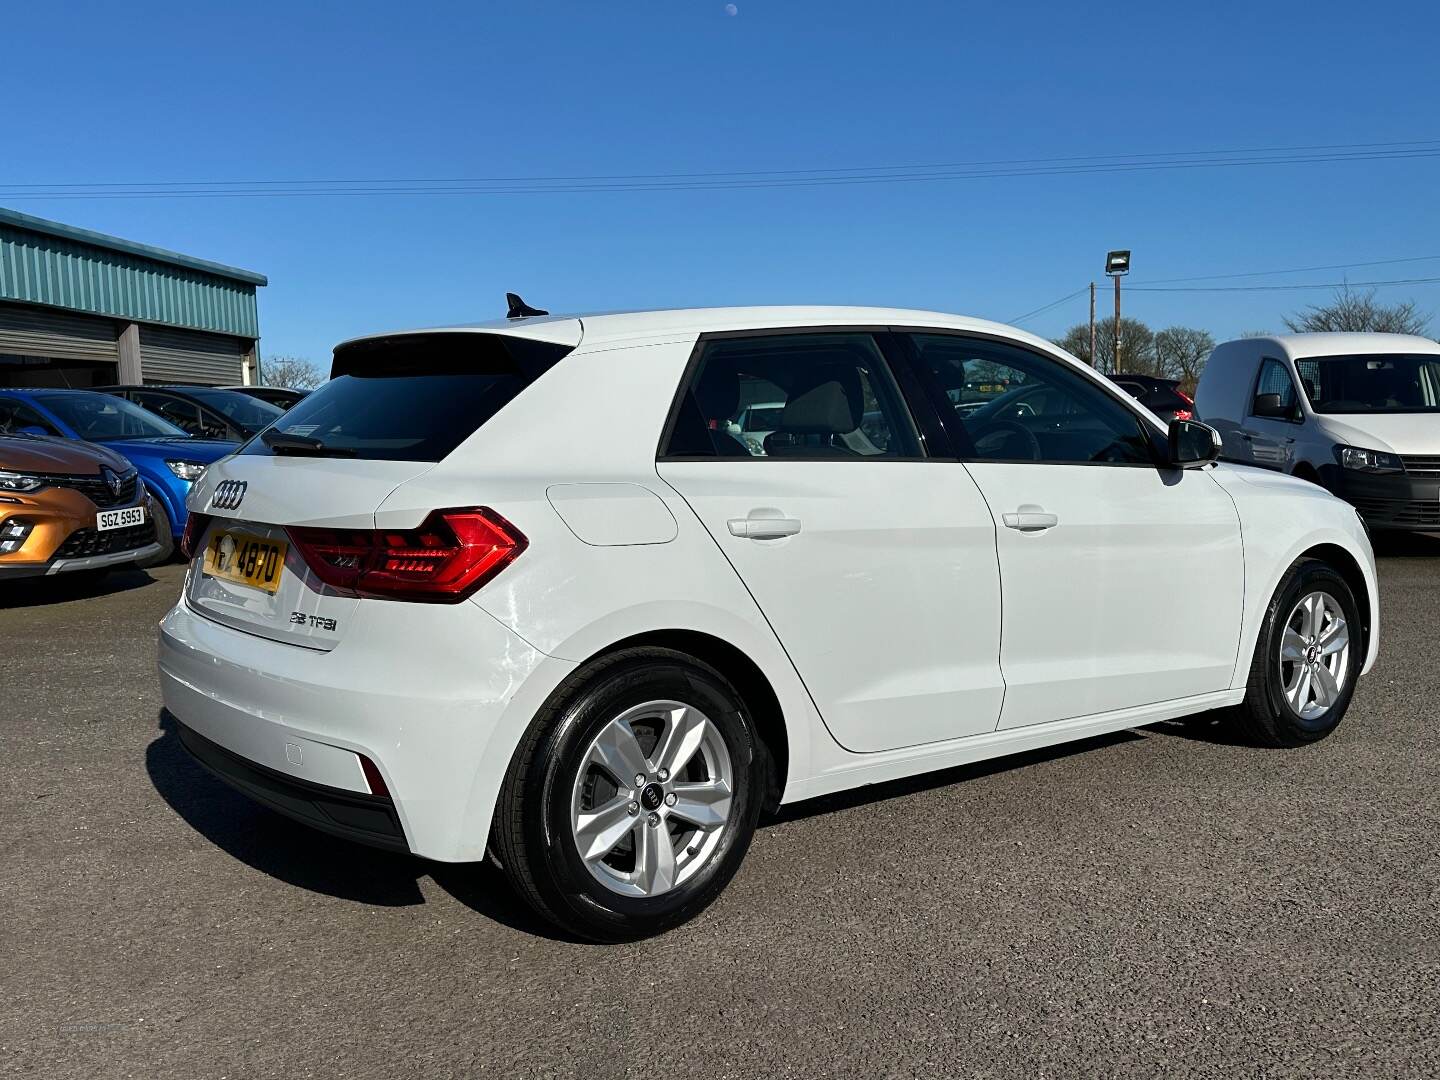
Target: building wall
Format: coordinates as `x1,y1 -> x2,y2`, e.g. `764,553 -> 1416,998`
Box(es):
0,210 -> 264,388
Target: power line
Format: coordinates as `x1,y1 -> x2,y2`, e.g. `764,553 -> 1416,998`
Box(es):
1125,275 -> 1440,293
1009,273 -> 1440,331
6,137 -> 1437,190
1133,254 -> 1440,285
4,143 -> 1439,200
1009,286 -> 1092,324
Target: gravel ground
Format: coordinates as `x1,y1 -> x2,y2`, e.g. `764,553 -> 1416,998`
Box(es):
3,536 -> 1439,1079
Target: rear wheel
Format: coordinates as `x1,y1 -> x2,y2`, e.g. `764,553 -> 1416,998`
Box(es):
1229,558 -> 1360,747
493,647 -> 764,942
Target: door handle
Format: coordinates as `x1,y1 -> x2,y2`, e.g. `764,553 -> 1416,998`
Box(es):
1001,509 -> 1059,532
728,514 -> 802,540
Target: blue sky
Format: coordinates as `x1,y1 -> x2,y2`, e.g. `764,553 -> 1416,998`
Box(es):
6,0 -> 1440,365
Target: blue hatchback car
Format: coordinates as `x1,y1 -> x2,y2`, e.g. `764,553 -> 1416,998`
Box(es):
0,389 -> 238,557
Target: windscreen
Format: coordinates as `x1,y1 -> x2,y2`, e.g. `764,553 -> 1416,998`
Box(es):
240,332 -> 573,461
1295,354 -> 1440,414
43,392 -> 189,439
185,387 -> 284,430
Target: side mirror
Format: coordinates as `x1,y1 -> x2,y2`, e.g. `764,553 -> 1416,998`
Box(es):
1252,392 -> 1291,419
1169,418 -> 1222,468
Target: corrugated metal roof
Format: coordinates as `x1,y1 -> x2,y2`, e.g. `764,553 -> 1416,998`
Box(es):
0,208 -> 264,340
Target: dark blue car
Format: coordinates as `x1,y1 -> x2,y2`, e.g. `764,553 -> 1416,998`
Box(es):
0,389 -> 238,558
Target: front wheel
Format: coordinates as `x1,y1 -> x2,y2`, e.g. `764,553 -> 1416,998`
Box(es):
138,497 -> 175,568
493,648 -> 765,941
1229,558 -> 1361,747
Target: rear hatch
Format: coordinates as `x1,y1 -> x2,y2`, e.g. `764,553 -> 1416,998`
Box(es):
183,328 -> 577,650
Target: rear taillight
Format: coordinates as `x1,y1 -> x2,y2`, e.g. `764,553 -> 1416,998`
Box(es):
1173,409 -> 1194,421
286,507 -> 525,603
180,512 -> 210,559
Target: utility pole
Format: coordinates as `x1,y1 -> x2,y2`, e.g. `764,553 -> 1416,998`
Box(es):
1088,282 -> 1097,367
1104,250 -> 1131,374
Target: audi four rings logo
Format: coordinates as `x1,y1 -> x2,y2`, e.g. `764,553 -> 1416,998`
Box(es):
210,480 -> 248,511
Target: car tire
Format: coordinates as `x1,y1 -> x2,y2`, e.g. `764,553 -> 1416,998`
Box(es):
493,647 -> 765,942
139,497 -> 175,568
1229,558 -> 1361,748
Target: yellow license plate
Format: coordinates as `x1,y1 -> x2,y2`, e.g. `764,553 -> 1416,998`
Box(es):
202,530 -> 288,594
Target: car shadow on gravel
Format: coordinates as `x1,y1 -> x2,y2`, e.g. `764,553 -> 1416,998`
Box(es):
0,567 -> 155,609
1139,710 -> 1256,746
147,710 -> 580,941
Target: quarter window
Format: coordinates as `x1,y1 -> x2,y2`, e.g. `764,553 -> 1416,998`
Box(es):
909,335 -> 1154,465
663,333 -> 920,459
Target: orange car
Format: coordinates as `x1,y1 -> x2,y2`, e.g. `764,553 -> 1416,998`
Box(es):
0,434 -> 163,579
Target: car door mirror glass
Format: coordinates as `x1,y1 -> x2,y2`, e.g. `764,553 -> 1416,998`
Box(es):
1169,419 -> 1221,468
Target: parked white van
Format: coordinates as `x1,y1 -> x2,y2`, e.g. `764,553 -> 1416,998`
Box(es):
1195,333 -> 1440,530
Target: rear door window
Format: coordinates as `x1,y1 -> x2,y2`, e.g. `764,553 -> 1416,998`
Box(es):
662,333 -> 920,459
241,333 -> 573,462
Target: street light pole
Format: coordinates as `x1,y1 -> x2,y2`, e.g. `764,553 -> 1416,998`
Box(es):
1104,250 -> 1131,375
1113,274 -> 1122,375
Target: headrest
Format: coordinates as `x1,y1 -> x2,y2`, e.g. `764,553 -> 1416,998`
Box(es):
778,367 -> 863,435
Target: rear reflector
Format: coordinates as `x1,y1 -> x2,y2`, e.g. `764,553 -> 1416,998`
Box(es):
286,507 -> 526,603
359,754 -> 390,797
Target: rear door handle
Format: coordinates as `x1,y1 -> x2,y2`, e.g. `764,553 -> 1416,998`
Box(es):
728,514 -> 802,540
1001,509 -> 1058,532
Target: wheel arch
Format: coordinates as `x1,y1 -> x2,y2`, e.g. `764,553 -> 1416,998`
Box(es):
574,629 -> 791,813
1298,542 -> 1372,660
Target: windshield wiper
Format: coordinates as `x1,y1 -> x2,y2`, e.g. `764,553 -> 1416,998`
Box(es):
260,429 -> 356,457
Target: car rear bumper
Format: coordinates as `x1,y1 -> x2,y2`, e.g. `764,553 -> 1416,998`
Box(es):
177,720 -> 409,852
158,592 -> 576,862
1337,470 -> 1440,530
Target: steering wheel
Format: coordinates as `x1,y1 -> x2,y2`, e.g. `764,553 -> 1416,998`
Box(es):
970,419 -> 1042,461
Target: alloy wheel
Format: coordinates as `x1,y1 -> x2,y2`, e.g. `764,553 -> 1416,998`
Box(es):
1279,590 -> 1351,722
569,700 -> 735,898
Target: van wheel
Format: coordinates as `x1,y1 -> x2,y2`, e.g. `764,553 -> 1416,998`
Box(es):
1228,559 -> 1360,748
493,647 -> 764,942
139,500 -> 174,568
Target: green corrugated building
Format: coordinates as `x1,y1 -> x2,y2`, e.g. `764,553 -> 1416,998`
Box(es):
0,208 -> 266,388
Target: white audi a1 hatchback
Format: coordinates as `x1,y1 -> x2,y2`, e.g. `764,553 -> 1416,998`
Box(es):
160,305 -> 1379,940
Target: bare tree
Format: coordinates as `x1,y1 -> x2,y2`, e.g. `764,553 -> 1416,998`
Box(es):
1152,326 -> 1215,393
1283,287 -> 1430,335
1056,317 -> 1156,374
260,355 -> 325,390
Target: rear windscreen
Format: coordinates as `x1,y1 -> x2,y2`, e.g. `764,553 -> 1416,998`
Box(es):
240,333 -> 572,461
